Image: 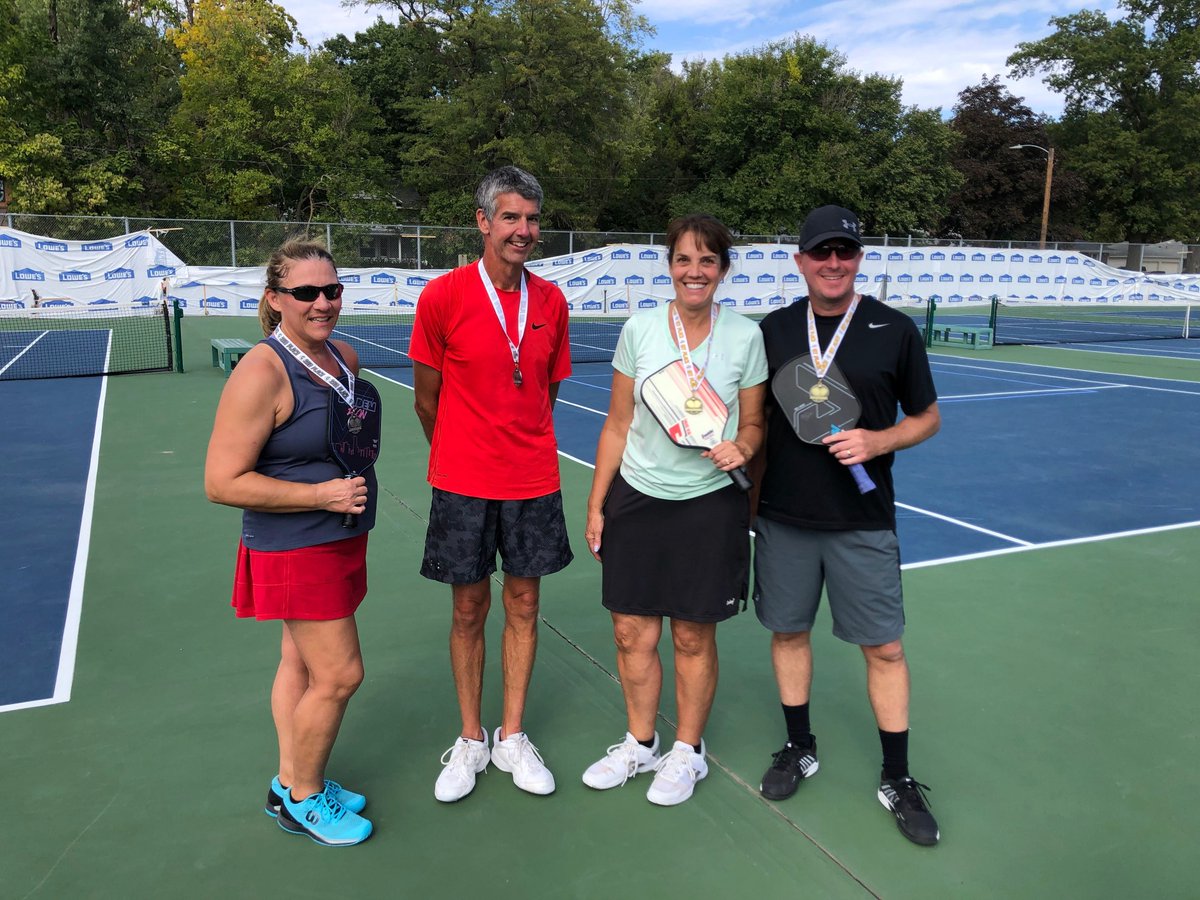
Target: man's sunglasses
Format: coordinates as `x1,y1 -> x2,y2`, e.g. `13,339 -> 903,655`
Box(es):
805,244 -> 861,261
274,283 -> 344,302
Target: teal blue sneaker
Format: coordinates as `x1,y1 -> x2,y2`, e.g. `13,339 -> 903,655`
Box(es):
277,788 -> 373,847
266,776 -> 366,817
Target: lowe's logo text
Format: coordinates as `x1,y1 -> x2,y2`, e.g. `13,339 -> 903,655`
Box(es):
82,241 -> 113,252
105,268 -> 135,280
13,268 -> 45,281
36,240 -> 69,252
148,265 -> 176,277
125,235 -> 150,247
59,270 -> 92,282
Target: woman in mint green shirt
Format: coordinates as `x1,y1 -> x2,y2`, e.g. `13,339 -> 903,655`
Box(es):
581,214 -> 767,807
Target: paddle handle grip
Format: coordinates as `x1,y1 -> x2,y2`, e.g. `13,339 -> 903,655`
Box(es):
849,463 -> 876,494
341,474 -> 357,528
729,466 -> 752,493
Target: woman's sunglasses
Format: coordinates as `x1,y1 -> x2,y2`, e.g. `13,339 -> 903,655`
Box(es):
274,283 -> 344,302
805,243 -> 861,262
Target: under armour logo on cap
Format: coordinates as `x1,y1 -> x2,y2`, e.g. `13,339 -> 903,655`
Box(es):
798,205 -> 863,251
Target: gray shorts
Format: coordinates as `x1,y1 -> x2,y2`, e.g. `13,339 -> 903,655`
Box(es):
420,489 -> 573,585
752,517 -> 904,645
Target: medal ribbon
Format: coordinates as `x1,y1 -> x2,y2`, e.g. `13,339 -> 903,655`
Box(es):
806,294 -> 860,380
271,325 -> 354,407
478,260 -> 527,376
670,301 -> 718,398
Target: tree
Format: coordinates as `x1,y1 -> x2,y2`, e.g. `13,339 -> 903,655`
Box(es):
166,0 -> 392,222
667,38 -> 960,237
940,76 -> 1085,241
0,0 -> 180,215
337,0 -> 655,229
1009,0 -> 1200,242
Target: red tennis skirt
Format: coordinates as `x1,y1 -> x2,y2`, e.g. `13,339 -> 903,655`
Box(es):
231,533 -> 368,621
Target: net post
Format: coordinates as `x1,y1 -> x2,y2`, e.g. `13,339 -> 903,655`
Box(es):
924,298 -> 935,348
172,297 -> 185,373
989,295 -> 999,332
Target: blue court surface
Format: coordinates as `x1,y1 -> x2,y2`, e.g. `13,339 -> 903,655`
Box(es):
6,345 -> 1199,712
0,328 -> 113,379
374,349 -> 1200,566
0,376 -> 103,709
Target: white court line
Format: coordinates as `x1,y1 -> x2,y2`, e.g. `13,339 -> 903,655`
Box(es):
896,502 -> 1032,545
931,354 -> 1200,394
938,384 -> 1126,401
0,374 -> 108,714
556,397 -> 607,415
333,330 -> 409,356
0,330 -> 49,377
902,519 -> 1200,570
1051,343 -> 1200,362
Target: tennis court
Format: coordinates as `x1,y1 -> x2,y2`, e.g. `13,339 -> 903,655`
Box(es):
1,315 -> 1196,898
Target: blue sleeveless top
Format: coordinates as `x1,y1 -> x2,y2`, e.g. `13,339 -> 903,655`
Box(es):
241,339 -> 377,551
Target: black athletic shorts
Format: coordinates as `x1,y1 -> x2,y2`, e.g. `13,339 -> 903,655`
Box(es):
600,473 -> 750,623
420,488 -> 573,585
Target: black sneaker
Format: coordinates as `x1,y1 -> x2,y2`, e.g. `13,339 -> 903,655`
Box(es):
759,738 -> 819,800
878,774 -> 940,846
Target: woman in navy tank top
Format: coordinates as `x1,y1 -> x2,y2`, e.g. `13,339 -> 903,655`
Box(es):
205,240 -> 376,847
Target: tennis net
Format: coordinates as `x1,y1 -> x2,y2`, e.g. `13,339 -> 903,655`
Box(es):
0,300 -> 175,380
990,298 -> 1195,345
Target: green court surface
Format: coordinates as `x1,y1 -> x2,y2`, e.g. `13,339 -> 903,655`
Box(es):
1,319 -> 1196,898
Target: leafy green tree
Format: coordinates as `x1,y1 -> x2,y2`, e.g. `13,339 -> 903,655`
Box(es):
1009,0 -> 1200,242
668,38 -> 960,237
166,0 -> 392,222
338,0 -> 654,229
0,0 -> 180,214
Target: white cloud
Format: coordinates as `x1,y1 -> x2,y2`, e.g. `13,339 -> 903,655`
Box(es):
281,0 -> 1076,115
284,0 -> 392,45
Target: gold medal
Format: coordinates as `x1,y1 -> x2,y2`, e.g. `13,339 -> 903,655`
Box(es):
684,395 -> 703,415
809,380 -> 830,403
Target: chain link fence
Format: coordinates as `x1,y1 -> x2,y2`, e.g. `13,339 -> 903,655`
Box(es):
5,212 -> 1198,274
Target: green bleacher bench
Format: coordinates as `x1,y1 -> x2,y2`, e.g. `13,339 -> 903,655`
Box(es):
931,325 -> 993,349
211,338 -> 255,375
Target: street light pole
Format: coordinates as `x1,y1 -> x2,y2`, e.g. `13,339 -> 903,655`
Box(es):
1009,144 -> 1055,249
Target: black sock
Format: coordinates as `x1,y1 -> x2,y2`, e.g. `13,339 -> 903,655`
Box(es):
783,702 -> 812,747
637,736 -> 656,749
879,729 -> 909,780
691,742 -> 702,754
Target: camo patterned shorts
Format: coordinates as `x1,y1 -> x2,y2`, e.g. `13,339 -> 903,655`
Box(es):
420,489 -> 574,585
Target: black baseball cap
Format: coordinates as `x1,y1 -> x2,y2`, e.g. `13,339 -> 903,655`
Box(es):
798,205 -> 863,251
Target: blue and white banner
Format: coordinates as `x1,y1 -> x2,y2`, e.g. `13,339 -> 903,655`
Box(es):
6,226 -> 1196,317
0,228 -> 185,309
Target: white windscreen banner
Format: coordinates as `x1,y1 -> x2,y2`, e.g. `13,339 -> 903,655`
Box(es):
4,230 -> 1198,316
0,228 -> 185,309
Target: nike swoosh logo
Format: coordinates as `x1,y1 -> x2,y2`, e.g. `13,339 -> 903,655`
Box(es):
868,322 -> 889,329
531,323 -> 546,330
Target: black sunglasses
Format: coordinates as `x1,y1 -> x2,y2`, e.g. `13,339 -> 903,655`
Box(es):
805,244 -> 860,261
274,283 -> 344,302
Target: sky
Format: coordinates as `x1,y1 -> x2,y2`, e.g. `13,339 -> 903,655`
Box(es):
283,0 -> 1122,118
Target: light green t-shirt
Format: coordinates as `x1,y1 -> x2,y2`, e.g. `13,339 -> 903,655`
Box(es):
613,304 -> 768,500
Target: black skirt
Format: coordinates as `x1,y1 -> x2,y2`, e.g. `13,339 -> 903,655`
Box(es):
600,473 -> 750,622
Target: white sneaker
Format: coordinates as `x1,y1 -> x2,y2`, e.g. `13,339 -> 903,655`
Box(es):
582,732 -> 661,789
434,731 -> 490,803
491,728 -> 556,795
646,739 -> 708,806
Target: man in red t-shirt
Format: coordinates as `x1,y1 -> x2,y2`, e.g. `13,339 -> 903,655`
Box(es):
410,166 -> 573,803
